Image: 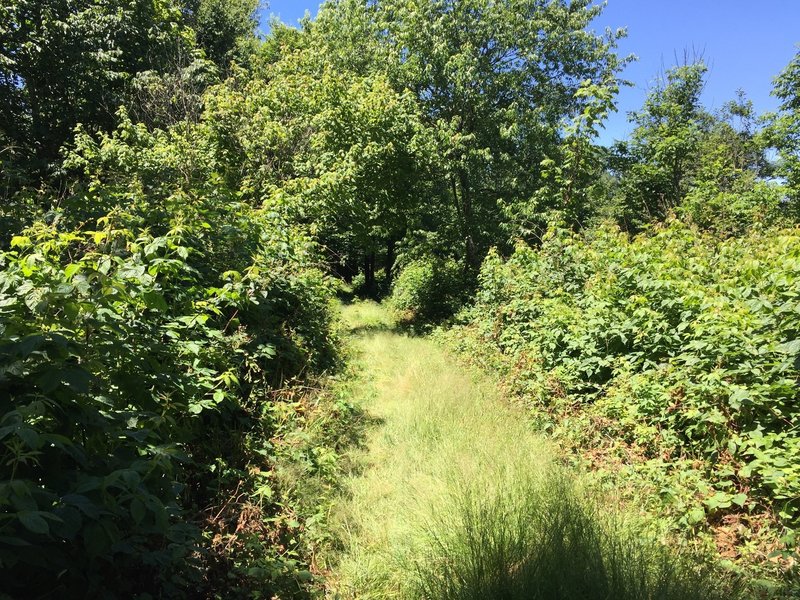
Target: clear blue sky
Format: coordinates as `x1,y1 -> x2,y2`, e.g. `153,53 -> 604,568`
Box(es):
258,0 -> 800,145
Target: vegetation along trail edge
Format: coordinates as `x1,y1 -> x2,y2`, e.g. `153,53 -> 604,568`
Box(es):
323,302 -> 741,600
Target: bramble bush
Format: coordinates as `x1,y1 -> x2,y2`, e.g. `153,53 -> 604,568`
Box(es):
0,113 -> 339,597
389,256 -> 468,326
447,220 -> 800,579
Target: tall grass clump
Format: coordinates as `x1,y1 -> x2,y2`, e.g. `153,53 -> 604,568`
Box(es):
413,475 -> 739,600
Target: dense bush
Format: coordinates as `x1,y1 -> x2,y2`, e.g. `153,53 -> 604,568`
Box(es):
0,115 -> 339,597
389,256 -> 468,325
448,221 -> 800,576
679,178 -> 788,236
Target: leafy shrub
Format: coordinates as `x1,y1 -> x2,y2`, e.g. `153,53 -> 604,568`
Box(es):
0,115 -> 339,597
389,256 -> 467,325
680,177 -> 788,236
447,221 -> 800,579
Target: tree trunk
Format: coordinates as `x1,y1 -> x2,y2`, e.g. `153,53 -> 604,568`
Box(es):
458,169 -> 480,268
385,237 -> 396,285
363,250 -> 377,294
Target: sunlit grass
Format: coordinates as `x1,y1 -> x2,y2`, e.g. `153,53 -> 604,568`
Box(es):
340,300 -> 395,333
325,302 -> 739,600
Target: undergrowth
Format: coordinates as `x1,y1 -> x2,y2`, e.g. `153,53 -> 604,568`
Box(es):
194,367 -> 368,598
0,115 -> 353,598
327,301 -> 741,600
443,220 -> 800,594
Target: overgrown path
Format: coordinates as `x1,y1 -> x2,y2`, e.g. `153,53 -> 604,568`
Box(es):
324,302 -> 735,600
326,302 -> 553,598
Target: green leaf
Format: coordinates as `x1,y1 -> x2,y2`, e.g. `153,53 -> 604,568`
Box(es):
64,263 -> 81,279
143,290 -> 168,312
60,368 -> 92,393
18,511 -> 50,535
728,389 -> 749,410
16,427 -> 41,449
704,492 -> 732,510
775,339 -> 800,354
687,507 -> 706,524
130,498 -> 146,525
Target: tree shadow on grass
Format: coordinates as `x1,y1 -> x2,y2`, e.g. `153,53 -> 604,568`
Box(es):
347,321 -> 398,336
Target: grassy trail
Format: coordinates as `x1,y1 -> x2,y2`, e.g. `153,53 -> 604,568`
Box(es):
324,302 -> 735,600
327,302 -> 552,598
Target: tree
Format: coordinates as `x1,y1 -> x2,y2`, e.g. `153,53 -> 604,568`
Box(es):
678,91 -> 784,235
612,62 -> 710,227
313,0 -> 627,268
201,34 -> 433,291
380,0 -> 626,264
612,60 -> 787,234
182,0 -> 262,70
306,73 -> 431,289
0,0 -> 189,172
509,77 -> 619,238
770,48 -> 800,209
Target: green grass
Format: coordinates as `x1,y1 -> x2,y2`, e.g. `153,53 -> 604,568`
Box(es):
412,477 -> 737,600
325,302 -> 740,600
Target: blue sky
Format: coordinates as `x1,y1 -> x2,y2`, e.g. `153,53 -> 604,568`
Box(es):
258,0 -> 800,144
